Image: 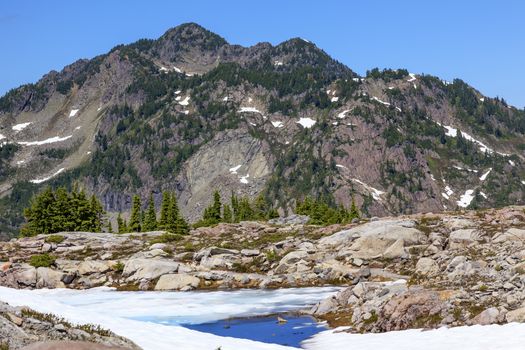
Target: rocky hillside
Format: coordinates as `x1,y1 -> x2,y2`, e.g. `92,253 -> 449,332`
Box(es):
1,22 -> 525,238
0,300 -> 138,349
3,206 -> 525,333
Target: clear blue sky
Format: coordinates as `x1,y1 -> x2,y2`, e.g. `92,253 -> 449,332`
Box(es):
1,0 -> 524,107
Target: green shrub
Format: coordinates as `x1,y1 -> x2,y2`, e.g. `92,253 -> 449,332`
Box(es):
44,234 -> 65,244
112,261 -> 125,273
29,253 -> 56,268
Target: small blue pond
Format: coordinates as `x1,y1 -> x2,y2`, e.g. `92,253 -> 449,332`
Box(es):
184,314 -> 328,347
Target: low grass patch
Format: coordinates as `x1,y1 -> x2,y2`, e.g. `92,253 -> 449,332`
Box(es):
29,253 -> 56,268
44,234 -> 65,244
150,233 -> 184,244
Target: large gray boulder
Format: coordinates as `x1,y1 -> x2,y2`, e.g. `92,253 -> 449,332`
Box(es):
506,306 -> 525,323
319,219 -> 423,249
449,229 -> 482,249
123,258 -> 179,281
36,267 -> 65,288
154,274 -> 200,291
200,254 -> 239,269
493,228 -> 525,244
415,257 -> 440,275
78,260 -> 113,275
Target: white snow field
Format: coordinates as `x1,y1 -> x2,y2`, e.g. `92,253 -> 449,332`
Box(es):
0,286 -> 339,350
303,323 -> 525,350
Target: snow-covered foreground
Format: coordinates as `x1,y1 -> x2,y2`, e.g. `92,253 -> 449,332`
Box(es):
0,286 -> 339,350
303,324 -> 525,350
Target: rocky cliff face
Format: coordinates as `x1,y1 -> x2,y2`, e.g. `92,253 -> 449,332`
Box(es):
1,22 -> 525,238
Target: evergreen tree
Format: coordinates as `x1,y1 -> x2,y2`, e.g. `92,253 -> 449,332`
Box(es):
143,194 -> 158,231
211,190 -> 222,222
167,193 -> 179,231
174,213 -> 190,235
253,193 -> 268,220
222,204 -> 233,223
90,194 -> 104,232
159,191 -> 171,229
117,213 -> 127,234
349,196 -> 360,220
230,192 -> 239,223
21,187 -> 105,237
129,195 -> 142,232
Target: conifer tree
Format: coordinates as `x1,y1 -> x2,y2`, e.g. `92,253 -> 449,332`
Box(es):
90,194 -> 104,232
349,196 -> 360,220
230,192 -> 239,223
167,193 -> 179,231
222,204 -> 233,223
211,190 -> 222,222
21,187 -> 105,237
143,194 -> 158,231
117,213 -> 127,234
254,193 -> 268,220
159,191 -> 171,229
129,195 -> 142,232
174,213 -> 190,235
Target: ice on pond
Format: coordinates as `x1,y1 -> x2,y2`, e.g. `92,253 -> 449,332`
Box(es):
0,286 -> 339,350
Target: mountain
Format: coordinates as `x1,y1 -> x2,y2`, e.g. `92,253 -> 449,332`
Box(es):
1,22 -> 525,239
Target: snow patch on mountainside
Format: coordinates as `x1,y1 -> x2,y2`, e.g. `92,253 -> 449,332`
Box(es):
271,121 -> 284,128
297,118 -> 316,128
352,178 -> 385,201
18,135 -> 72,146
457,189 -> 475,208
479,168 -> 492,181
178,96 -> 190,106
239,107 -> 263,114
240,174 -> 250,184
372,96 -> 390,106
337,110 -> 350,119
30,168 -> 65,184
69,109 -> 79,118
12,122 -> 32,132
229,165 -> 242,174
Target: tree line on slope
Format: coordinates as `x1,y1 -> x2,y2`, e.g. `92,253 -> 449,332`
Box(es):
116,192 -> 189,235
20,187 -> 360,236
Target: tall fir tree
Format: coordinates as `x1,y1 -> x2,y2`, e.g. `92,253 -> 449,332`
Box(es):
222,204 -> 233,223
117,213 -> 127,234
211,190 -> 222,222
167,193 -> 179,232
129,195 -> 142,232
230,192 -> 239,223
143,194 -> 158,231
349,196 -> 360,220
159,191 -> 171,230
